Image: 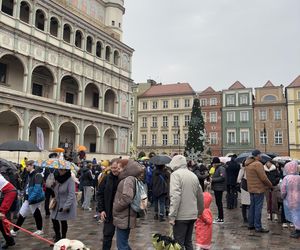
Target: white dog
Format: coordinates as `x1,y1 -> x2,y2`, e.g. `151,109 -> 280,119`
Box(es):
53,239 -> 90,250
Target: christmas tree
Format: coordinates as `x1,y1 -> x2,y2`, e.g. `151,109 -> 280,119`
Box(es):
184,98 -> 206,161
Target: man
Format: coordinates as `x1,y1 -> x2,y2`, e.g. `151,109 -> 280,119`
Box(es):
225,154 -> 240,209
96,159 -> 119,250
245,150 -> 272,233
168,155 -> 204,250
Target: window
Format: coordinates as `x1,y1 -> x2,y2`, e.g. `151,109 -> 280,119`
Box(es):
184,115 -> 190,126
35,9 -> 45,31
298,109 -> 300,120
152,134 -> 157,145
0,63 -> 7,83
184,133 -> 188,144
210,98 -> 217,106
1,0 -> 13,16
142,135 -> 147,146
162,116 -> 168,127
274,110 -> 282,120
32,83 -> 43,96
274,130 -> 282,144
20,1 -> 30,23
142,101 -> 147,110
162,134 -> 168,145
119,23 -> 121,28
209,132 -> 217,145
260,130 -> 267,144
63,24 -> 71,43
114,51 -> 119,65
86,36 -> 93,53
66,92 -> 74,104
240,129 -> 249,144
263,95 -> 277,102
75,30 -> 83,48
152,101 -> 157,109
259,110 -> 267,121
142,117 -> 147,128
227,130 -> 236,144
112,20 -> 115,26
184,99 -> 190,107
163,100 -> 168,108
174,99 -> 179,108
89,143 -> 96,153
50,17 -> 59,37
298,92 -> 300,100
105,46 -> 111,61
200,99 -> 207,106
227,112 -> 235,122
239,94 -> 248,105
130,98 -> 134,106
226,95 -> 235,106
96,42 -> 102,58
93,92 -> 99,108
152,117 -> 157,128
202,112 -> 206,122
173,116 -> 179,127
209,112 -> 217,123
240,111 -> 249,122
173,134 -> 179,145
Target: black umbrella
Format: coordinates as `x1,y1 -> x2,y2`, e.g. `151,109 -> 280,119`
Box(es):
149,155 -> 172,165
266,152 -> 279,159
235,152 -> 271,164
0,158 -> 17,173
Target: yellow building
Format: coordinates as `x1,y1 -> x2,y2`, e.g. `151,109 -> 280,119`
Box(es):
286,75 -> 300,158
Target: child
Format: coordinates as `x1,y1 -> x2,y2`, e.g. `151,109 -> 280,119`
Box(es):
195,192 -> 213,250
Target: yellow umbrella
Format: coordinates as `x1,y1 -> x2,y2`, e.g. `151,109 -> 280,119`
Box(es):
77,145 -> 87,152
51,148 -> 65,153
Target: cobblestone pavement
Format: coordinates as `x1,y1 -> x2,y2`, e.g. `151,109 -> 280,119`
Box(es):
3,196 -> 300,250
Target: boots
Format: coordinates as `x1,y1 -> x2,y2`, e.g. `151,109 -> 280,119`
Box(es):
290,230 -> 300,239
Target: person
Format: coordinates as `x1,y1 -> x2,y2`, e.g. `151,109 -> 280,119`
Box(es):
225,154 -> 240,209
113,159 -> 143,250
152,164 -> 169,222
245,150 -> 272,233
264,160 -> 280,221
20,157 -> 27,172
51,168 -> 77,242
237,160 -> 250,223
96,159 -> 119,250
281,161 -> 300,238
195,192 -> 213,250
190,161 -> 209,191
11,160 -> 44,237
168,155 -> 204,250
81,163 -> 94,211
0,174 -> 17,249
211,157 -> 226,224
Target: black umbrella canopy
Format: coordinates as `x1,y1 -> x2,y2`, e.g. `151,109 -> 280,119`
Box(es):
0,140 -> 41,152
149,155 -> 172,165
236,152 -> 271,164
0,158 -> 17,173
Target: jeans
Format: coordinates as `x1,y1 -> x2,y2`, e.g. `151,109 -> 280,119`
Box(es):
154,195 -> 166,217
173,220 -> 196,250
214,190 -> 224,220
116,227 -> 131,250
248,193 -> 264,230
82,186 -> 93,209
102,221 -> 115,250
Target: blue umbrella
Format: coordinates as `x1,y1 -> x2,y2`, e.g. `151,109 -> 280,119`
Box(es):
235,152 -> 271,164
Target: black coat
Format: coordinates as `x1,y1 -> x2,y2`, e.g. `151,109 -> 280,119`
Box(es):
191,164 -> 209,191
96,172 -> 119,222
152,167 -> 169,198
80,167 -> 94,187
225,160 -> 240,185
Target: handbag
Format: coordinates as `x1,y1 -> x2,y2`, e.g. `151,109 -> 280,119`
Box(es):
28,184 -> 45,204
241,178 -> 248,191
49,198 -> 57,210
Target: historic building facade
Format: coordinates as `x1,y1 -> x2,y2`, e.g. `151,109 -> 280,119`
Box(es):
254,81 -> 288,155
222,81 -> 254,155
198,87 -> 222,156
137,83 -> 195,156
0,0 -> 133,157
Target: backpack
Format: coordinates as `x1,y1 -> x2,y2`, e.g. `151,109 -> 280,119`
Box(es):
131,178 -> 148,215
45,172 -> 55,188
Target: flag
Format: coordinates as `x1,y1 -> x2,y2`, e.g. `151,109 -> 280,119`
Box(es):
36,127 -> 44,150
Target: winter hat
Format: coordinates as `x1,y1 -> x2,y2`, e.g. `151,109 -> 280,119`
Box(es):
252,149 -> 261,157
211,157 -> 220,165
169,155 -> 187,171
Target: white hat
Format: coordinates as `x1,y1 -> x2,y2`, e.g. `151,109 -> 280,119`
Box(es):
169,155 -> 187,171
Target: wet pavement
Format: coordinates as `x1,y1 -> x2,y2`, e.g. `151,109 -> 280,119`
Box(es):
3,194 -> 300,250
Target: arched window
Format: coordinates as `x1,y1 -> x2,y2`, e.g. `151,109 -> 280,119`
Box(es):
35,9 -> 45,31
86,36 -> 93,53
63,24 -> 71,43
263,95 -> 277,102
19,1 -> 30,23
105,46 -> 111,61
50,17 -> 59,37
75,30 -> 83,49
96,41 -> 102,58
113,50 -> 119,65
1,0 -> 13,16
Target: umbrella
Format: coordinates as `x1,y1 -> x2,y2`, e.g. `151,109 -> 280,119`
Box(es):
219,157 -> 231,164
273,156 -> 293,163
149,155 -> 172,165
51,148 -> 65,153
235,152 -> 271,164
34,159 -> 79,171
77,145 -> 87,152
0,158 -> 18,173
140,156 -> 149,161
266,152 -> 279,159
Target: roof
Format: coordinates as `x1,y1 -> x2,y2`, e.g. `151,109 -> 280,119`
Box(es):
139,83 -> 195,97
228,81 -> 246,90
263,80 -> 275,87
287,75 -> 300,88
200,87 -> 215,94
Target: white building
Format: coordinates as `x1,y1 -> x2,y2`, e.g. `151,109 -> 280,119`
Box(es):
0,0 -> 134,159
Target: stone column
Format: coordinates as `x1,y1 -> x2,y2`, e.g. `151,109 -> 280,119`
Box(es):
53,115 -> 60,148
77,90 -> 82,106
13,0 -> 18,17
26,57 -> 33,94
116,127 -> 120,154
49,128 -> 54,150
22,108 -> 29,140
79,119 -> 84,145
75,132 -> 80,149
52,81 -> 57,100
96,135 -> 100,153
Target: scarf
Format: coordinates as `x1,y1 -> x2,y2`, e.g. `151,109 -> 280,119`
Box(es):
55,170 -> 71,184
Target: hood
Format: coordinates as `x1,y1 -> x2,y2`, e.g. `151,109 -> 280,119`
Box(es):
245,157 -> 255,166
118,160 -> 143,180
203,192 -> 212,209
169,155 -> 187,171
284,161 -> 298,176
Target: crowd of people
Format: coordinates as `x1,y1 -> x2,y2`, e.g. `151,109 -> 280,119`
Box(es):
0,149 -> 299,249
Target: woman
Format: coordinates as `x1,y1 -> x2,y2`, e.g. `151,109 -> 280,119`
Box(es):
281,161 -> 300,238
51,169 -> 77,242
81,163 -> 94,211
237,161 -> 250,223
113,159 -> 143,250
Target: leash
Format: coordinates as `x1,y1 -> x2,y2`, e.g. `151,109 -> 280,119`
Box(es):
3,218 -> 54,246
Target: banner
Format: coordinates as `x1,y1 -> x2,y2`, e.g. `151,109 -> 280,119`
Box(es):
36,127 -> 44,150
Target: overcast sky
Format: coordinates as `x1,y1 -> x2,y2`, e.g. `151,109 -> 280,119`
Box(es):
122,0 -> 300,91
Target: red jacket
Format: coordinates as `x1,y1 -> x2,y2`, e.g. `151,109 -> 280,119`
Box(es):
0,182 -> 16,214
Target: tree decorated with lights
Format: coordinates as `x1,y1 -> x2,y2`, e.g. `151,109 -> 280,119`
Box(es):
184,98 -> 206,161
